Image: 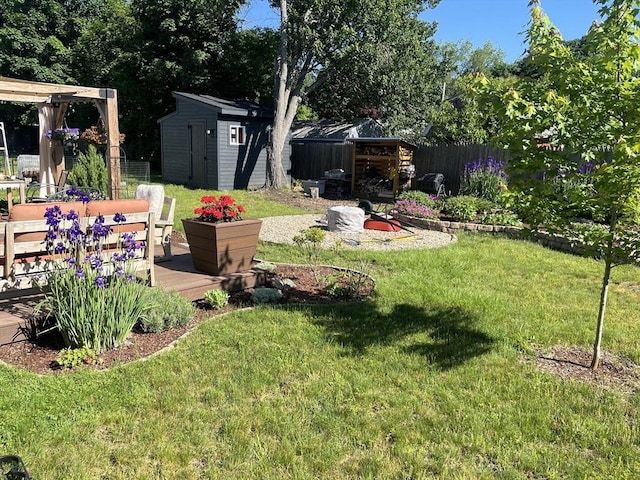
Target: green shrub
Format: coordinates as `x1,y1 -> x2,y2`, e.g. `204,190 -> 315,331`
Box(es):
443,196 -> 480,222
474,197 -> 498,214
251,287 -> 283,304
481,210 -> 523,227
293,227 -> 326,280
138,288 -> 196,333
204,289 -> 230,309
324,261 -> 375,300
68,145 -> 108,195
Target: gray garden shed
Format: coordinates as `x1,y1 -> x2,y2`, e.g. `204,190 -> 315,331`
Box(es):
159,92 -> 290,190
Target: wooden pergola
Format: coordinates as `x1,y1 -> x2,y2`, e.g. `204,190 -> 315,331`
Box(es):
0,76 -> 122,199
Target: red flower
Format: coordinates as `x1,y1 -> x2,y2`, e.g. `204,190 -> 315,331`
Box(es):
219,195 -> 234,207
194,194 -> 246,223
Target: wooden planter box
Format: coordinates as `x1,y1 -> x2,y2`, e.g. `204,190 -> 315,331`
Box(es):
182,218 -> 262,276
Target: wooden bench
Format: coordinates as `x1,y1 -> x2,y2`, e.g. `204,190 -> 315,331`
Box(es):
0,199 -> 156,295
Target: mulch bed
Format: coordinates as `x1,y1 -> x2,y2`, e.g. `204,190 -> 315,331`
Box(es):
0,264 -> 375,375
532,345 -> 640,394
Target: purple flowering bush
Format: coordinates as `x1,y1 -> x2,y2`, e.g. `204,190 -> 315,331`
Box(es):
394,199 -> 439,219
459,156 -> 507,202
36,206 -> 149,352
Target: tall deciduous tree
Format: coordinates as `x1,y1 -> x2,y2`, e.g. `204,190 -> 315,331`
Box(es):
306,5 -> 444,136
74,0 -> 246,162
127,0 -> 245,161
421,41 -> 514,146
217,28 -> 279,106
0,0 -> 95,83
0,0 -> 100,133
267,0 -> 440,188
480,0 -> 640,369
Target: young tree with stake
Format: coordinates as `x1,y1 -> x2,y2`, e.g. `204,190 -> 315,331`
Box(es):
480,0 -> 640,370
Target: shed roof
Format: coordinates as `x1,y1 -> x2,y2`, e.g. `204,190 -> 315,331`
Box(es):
348,137 -> 418,150
159,92 -> 273,121
291,118 -> 384,143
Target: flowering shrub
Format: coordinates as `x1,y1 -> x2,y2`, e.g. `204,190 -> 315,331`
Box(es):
36,206 -> 149,352
55,185 -> 107,202
459,156 -> 507,202
396,190 -> 441,209
44,128 -> 80,143
194,195 -> 246,222
394,199 -> 439,219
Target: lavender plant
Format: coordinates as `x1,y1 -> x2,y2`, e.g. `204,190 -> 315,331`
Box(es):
459,156 -> 507,202
36,206 -> 149,352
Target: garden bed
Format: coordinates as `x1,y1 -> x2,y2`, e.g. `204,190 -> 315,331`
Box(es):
0,264 -> 375,374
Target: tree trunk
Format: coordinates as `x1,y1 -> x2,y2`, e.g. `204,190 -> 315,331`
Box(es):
591,224 -> 616,370
591,254 -> 612,370
266,0 -> 300,189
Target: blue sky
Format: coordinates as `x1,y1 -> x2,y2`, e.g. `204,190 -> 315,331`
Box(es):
239,0 -> 603,62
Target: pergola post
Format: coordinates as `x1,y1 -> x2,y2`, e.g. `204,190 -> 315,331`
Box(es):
97,89 -> 121,199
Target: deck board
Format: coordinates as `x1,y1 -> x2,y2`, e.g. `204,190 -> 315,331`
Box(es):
0,243 -> 267,345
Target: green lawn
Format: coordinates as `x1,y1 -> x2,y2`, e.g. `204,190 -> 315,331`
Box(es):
160,182 -> 318,234
1,189 -> 640,478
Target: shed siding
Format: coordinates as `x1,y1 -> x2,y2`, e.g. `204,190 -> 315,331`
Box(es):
160,94 -> 289,190
217,117 -> 273,190
161,99 -> 219,188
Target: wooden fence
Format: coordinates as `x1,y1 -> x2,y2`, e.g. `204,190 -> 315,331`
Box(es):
291,143 -> 512,194
291,143 -> 353,180
413,145 -> 512,194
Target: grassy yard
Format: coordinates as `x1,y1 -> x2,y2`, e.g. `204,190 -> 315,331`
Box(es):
1,188 -> 640,478
160,182 -> 316,234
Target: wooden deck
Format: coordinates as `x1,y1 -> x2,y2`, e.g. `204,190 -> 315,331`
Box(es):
0,243 -> 268,346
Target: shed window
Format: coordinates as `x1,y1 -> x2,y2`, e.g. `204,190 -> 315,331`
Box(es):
229,125 -> 246,145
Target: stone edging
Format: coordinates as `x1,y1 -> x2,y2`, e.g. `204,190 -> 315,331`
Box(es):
393,213 -> 590,256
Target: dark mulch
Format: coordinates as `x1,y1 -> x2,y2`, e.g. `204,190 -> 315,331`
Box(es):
532,345 -> 640,393
0,264 -> 374,375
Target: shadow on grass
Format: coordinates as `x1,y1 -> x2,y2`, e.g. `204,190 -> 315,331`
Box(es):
309,302 -> 495,370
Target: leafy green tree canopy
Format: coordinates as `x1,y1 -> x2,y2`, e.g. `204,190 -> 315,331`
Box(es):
479,0 -> 640,369
267,0 -> 441,187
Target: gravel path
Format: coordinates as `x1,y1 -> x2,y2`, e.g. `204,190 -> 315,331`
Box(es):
259,214 -> 456,251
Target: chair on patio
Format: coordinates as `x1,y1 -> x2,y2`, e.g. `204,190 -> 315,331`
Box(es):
26,170 -> 68,203
135,184 -> 176,261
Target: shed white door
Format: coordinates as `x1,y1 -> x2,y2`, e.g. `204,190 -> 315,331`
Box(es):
188,121 -> 206,187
